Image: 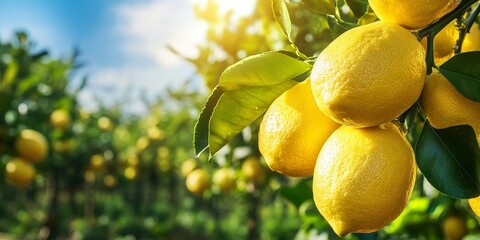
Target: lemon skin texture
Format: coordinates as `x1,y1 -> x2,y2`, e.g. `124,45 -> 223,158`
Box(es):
259,79 -> 340,177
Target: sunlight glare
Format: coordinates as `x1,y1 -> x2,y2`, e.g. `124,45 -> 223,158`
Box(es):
189,0 -> 257,19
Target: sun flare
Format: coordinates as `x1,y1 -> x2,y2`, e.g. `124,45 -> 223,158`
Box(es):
189,0 -> 257,20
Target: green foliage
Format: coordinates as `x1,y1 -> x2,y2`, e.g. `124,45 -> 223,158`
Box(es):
439,51 -> 480,102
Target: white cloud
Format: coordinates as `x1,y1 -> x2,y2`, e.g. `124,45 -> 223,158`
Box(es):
114,0 -> 207,68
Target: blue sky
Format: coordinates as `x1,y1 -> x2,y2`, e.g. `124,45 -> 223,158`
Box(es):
0,0 -> 208,113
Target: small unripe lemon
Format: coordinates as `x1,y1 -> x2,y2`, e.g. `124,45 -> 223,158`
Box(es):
50,109 -> 71,129
15,129 -> 49,162
213,168 -> 236,193
5,158 -> 36,187
186,169 -> 210,196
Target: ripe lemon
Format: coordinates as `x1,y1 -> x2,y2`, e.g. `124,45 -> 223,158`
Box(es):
124,166 -> 138,180
419,72 -> 480,134
368,0 -> 461,29
442,215 -> 468,240
463,23 -> 480,52
310,21 -> 425,128
213,167 -> 237,193
186,168 -> 210,196
50,109 -> 71,129
313,123 -> 416,236
181,158 -> 198,177
97,117 -> 113,131
241,156 -> 265,184
468,196 -> 480,216
259,79 -> 340,177
15,129 -> 49,162
5,158 -> 36,187
421,21 -> 458,64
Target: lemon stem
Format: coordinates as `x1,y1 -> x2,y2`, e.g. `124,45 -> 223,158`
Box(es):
455,3 -> 480,53
417,0 -> 478,39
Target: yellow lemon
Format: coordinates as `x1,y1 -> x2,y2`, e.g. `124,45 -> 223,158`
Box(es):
259,79 -> 340,177
421,21 -> 458,64
124,166 -> 138,180
463,23 -> 480,52
89,154 -> 105,171
241,156 -> 265,184
313,123 -> 416,236
213,167 -> 237,193
50,109 -> 71,129
310,21 -> 425,128
136,137 -> 149,152
181,159 -> 198,177
97,117 -> 113,131
368,0 -> 461,29
15,129 -> 49,162
5,158 -> 36,187
147,127 -> 164,141
420,72 -> 480,134
469,196 -> 480,216
186,168 -> 210,196
442,215 -> 468,240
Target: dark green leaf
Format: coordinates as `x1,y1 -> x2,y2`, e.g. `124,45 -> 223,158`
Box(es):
326,15 -> 357,39
208,80 -> 299,156
415,121 -> 480,199
272,0 -> 293,42
404,103 -> 426,149
345,0 -> 368,18
439,51 -> 480,102
193,86 -> 224,157
279,179 -> 313,208
301,0 -> 336,15
219,51 -> 311,91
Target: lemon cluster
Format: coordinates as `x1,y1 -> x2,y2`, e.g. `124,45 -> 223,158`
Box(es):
257,0 -> 479,236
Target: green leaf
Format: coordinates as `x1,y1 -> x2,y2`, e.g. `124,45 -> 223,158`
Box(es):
301,0 -> 336,15
415,121 -> 480,199
272,0 -> 293,42
208,80 -> 299,156
439,51 -> 480,102
219,51 -> 311,91
279,179 -> 313,208
326,15 -> 357,39
193,86 -> 224,156
344,0 -> 368,18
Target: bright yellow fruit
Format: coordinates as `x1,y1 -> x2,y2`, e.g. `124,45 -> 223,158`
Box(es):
368,0 -> 461,29
124,166 -> 138,180
420,72 -> 480,134
186,168 -> 210,196
442,215 -> 468,240
421,21 -> 458,64
463,23 -> 480,52
469,196 -> 480,216
5,158 -> 36,187
181,158 -> 198,177
213,167 -> 236,193
147,127 -> 164,141
310,21 -> 425,128
50,109 -> 71,129
259,80 -> 340,177
15,129 -> 49,162
241,156 -> 265,184
313,123 -> 416,236
136,137 -> 149,151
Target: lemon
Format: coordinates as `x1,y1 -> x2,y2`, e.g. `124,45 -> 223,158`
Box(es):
420,72 -> 480,134
259,79 -> 340,177
463,23 -> 480,52
313,123 -> 416,236
15,129 -> 49,162
50,109 -> 71,129
421,21 -> 458,64
241,156 -> 265,184
104,174 -> 117,188
124,166 -> 138,180
368,0 -> 461,29
181,158 -> 198,177
97,117 -> 113,131
5,158 -> 36,187
442,215 -> 468,240
310,21 -> 425,128
136,137 -> 149,152
213,167 -> 237,193
186,168 -> 210,196
469,196 -> 480,216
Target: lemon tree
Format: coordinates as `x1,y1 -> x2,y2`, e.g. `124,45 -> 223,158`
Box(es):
193,0 -> 480,238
